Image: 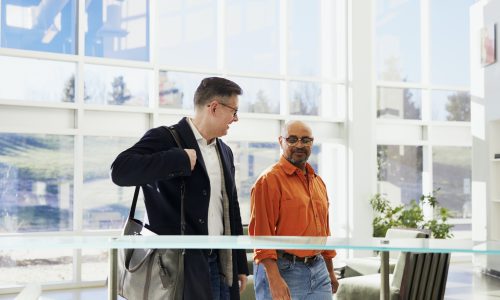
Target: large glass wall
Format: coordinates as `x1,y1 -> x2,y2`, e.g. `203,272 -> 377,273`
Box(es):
0,0 -> 347,290
375,0 -> 473,238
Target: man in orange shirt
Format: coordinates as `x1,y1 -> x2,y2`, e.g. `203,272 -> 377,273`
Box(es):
249,120 -> 339,300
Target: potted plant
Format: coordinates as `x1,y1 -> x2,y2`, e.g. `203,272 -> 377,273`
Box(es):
370,189 -> 454,239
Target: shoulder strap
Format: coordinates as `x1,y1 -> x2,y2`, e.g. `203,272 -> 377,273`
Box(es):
163,126 -> 186,235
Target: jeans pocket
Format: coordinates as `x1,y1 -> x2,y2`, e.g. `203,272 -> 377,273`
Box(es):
277,258 -> 294,271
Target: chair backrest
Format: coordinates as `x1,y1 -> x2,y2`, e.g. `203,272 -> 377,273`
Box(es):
398,252 -> 450,300
388,229 -> 429,292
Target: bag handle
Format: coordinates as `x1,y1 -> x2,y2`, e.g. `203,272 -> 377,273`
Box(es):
128,126 -> 186,235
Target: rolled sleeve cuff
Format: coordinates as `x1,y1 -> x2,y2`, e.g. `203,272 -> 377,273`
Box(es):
254,249 -> 278,264
321,250 -> 337,260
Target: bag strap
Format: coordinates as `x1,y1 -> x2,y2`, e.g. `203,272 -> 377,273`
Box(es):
163,126 -> 187,236
128,126 -> 186,235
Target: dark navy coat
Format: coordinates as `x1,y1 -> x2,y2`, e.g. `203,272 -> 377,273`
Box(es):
111,117 -> 249,300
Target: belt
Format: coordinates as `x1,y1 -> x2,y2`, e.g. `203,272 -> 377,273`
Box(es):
277,251 -> 320,264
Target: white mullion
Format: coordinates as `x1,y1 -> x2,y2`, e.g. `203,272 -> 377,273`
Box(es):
73,0 -> 87,284
421,0 -> 430,85
279,0 -> 288,116
422,144 -> 434,220
217,0 -> 225,73
150,0 -> 159,127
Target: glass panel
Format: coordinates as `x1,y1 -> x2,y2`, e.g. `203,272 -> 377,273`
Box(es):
227,76 -> 280,114
0,134 -> 74,233
430,0 -> 473,86
377,87 -> 421,120
229,142 -> 280,225
431,90 -> 470,122
0,249 -> 73,287
225,0 -> 280,74
83,136 -> 144,230
376,0 -> 420,82
377,145 -> 423,205
0,56 -> 75,103
158,71 -> 209,110
288,0 -> 321,77
157,0 -> 217,69
0,0 -> 76,54
85,64 -> 151,106
85,0 -> 150,61
433,146 -> 472,232
289,81 -> 321,116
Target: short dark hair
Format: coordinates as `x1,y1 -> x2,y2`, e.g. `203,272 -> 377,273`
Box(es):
193,77 -> 242,107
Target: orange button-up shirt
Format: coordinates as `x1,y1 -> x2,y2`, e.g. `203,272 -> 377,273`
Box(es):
249,156 -> 336,263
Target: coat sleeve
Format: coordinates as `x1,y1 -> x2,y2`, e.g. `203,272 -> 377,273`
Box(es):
110,127 -> 191,186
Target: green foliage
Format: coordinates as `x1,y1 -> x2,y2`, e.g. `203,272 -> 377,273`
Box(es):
370,189 -> 454,239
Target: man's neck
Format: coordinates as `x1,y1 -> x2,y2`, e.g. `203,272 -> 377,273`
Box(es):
191,116 -> 215,144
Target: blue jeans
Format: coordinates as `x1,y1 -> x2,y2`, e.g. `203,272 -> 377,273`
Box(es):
254,255 -> 332,300
208,251 -> 230,300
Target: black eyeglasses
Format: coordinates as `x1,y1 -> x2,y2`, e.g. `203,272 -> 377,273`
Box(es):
282,135 -> 314,146
218,102 -> 238,118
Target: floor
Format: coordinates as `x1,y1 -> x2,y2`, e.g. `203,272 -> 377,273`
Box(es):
1,261 -> 500,300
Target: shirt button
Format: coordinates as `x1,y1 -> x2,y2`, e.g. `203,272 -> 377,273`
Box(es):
202,190 -> 208,196
198,219 -> 205,224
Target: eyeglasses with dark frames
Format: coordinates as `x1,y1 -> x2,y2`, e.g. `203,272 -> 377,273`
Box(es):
217,102 -> 238,118
282,136 -> 314,146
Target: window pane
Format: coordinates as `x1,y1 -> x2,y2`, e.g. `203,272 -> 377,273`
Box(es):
377,87 -> 421,120
82,249 -> 108,282
228,142 -> 280,224
0,0 -> 76,54
430,0 -> 473,86
85,64 -> 151,106
376,0 -> 420,82
377,145 -> 423,205
433,146 -> 471,222
0,249 -> 73,287
288,0 -> 321,77
225,0 -> 280,74
83,136 -> 144,230
158,0 -> 217,69
431,90 -> 470,122
85,0 -> 150,61
289,81 -> 321,116
0,56 -> 75,103
227,76 -> 280,114
0,134 -> 74,233
159,71 -> 210,110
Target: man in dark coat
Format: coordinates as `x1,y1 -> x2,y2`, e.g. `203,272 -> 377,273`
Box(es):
111,77 -> 249,300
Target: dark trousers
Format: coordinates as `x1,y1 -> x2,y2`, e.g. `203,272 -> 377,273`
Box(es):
208,251 -> 230,300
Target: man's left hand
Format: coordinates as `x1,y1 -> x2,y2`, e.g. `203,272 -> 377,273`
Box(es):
238,274 -> 248,293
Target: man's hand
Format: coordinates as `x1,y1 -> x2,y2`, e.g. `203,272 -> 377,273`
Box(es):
238,274 -> 248,293
184,149 -> 196,170
330,272 -> 339,293
261,259 -> 291,300
324,258 -> 339,294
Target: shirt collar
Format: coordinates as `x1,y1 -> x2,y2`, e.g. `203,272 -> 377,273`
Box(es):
187,117 -> 217,147
278,155 -> 316,176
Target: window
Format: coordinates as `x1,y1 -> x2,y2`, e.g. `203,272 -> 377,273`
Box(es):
0,134 -> 74,233
377,145 -> 423,205
85,0 -> 150,61
0,0 -> 77,54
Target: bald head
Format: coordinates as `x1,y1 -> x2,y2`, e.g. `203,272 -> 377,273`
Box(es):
281,120 -> 313,137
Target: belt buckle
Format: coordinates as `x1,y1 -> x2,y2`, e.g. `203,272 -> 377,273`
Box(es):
304,255 -> 317,265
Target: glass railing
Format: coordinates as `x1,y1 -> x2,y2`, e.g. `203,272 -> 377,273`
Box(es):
1,235 -> 500,254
